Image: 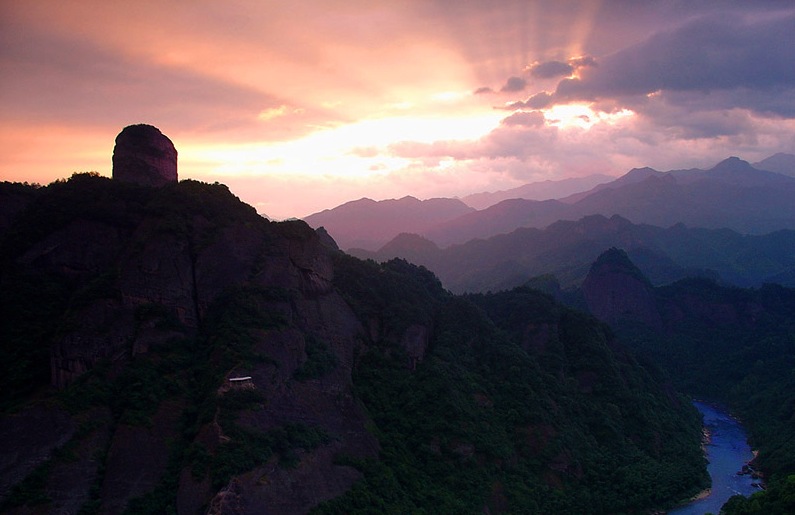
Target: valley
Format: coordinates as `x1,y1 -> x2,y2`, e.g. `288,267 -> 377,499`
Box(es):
1,152 -> 795,514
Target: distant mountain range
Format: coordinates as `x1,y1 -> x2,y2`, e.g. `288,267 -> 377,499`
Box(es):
303,196 -> 474,251
305,153 -> 795,251
460,173 -> 614,210
350,214 -> 795,294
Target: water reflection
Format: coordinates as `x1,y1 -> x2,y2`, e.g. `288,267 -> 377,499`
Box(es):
669,401 -> 758,514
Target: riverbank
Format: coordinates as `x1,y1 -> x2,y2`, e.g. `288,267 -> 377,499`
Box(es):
668,402 -> 757,515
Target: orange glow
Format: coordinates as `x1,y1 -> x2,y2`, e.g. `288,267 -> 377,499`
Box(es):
544,104 -> 634,129
2,1 -> 791,221
186,111 -> 504,181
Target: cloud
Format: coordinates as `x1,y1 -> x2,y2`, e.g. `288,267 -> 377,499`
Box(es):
474,86 -> 494,95
524,56 -> 596,81
551,12 -> 795,119
528,61 -> 574,79
500,76 -> 527,93
0,25 -> 289,133
501,92 -> 554,110
500,111 -> 545,127
569,56 -> 597,69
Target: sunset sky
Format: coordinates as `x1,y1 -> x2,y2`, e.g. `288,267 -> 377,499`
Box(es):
2,0 -> 794,219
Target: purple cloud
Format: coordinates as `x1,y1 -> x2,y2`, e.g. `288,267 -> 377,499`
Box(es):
553,12 -> 795,118
501,111 -> 545,127
500,76 -> 527,93
498,92 -> 553,111
529,60 -> 574,79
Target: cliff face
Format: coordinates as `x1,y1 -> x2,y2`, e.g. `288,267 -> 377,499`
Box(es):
582,247 -> 662,329
112,124 -> 178,187
0,176 -> 377,514
583,247 -> 767,333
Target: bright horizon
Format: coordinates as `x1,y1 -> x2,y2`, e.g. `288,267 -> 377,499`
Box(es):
2,1 -> 794,219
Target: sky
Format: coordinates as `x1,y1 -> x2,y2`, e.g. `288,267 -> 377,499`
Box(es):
1,0 -> 794,220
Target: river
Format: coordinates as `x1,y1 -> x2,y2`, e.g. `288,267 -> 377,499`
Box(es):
668,401 -> 759,514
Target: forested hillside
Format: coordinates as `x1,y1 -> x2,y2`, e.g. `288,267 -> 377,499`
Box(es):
581,249 -> 795,514
0,174 -> 706,514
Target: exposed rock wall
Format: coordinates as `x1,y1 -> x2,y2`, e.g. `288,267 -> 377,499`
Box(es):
582,247 -> 662,329
112,124 -> 177,187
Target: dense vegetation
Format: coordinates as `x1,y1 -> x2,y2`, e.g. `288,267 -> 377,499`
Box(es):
9,173 -> 795,513
0,175 -> 333,513
611,278 -> 795,514
316,256 -> 707,514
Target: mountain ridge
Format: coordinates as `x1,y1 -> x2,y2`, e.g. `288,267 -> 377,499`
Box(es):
305,154 -> 795,251
350,213 -> 795,294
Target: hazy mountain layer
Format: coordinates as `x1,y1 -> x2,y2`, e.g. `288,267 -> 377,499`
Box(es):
461,173 -> 613,210
423,157 -> 795,246
306,155 -> 795,251
351,214 -> 795,294
303,196 -> 474,251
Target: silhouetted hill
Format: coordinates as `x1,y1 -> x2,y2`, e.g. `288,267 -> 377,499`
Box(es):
304,195 -> 473,250
0,181 -> 40,236
0,174 -> 707,514
352,214 -> 795,293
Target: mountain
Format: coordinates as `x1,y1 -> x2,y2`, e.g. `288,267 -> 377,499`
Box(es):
560,166 -> 666,204
306,155 -> 795,251
352,214 -> 795,294
0,181 -> 40,235
303,196 -> 474,251
581,249 -> 795,513
461,173 -> 613,210
0,174 -> 707,514
416,157 -> 795,247
754,152 -> 795,177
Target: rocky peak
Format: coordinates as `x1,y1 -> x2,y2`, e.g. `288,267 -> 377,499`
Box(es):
112,124 -> 177,187
582,248 -> 661,328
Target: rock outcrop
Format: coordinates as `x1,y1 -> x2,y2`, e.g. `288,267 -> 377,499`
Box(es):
1,176 -> 378,514
582,247 -> 662,329
112,124 -> 177,187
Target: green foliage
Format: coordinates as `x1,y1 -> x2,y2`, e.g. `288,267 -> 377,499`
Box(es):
294,334 -> 338,380
317,277 -> 707,514
332,254 -> 445,338
612,279 -> 795,512
217,387 -> 266,411
210,413 -> 330,489
0,268 -> 74,408
722,475 -> 795,514
0,460 -> 52,509
1,175 -> 715,513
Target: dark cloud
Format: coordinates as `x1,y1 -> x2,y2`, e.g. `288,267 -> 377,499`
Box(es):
498,92 -> 553,111
523,92 -> 554,109
529,60 -> 574,79
569,56 -> 597,69
474,86 -> 494,95
500,76 -> 527,93
552,12 -> 795,118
